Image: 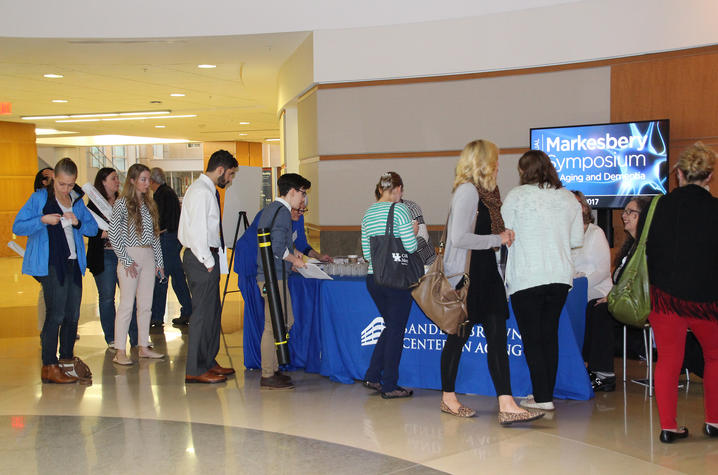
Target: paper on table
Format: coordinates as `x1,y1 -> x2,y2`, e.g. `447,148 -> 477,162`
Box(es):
218,247 -> 229,275
82,183 -> 113,218
306,258 -> 321,264
7,241 -> 25,257
89,209 -> 109,231
296,262 -> 333,280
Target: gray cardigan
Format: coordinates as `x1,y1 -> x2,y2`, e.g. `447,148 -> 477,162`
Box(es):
256,200 -> 293,282
443,183 -> 502,287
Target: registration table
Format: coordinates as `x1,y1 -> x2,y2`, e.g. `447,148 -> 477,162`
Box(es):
247,275 -> 593,400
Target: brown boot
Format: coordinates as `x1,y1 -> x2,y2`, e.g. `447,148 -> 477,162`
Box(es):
41,364 -> 79,384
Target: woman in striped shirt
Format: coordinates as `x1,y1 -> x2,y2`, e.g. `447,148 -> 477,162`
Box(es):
109,163 -> 165,364
361,172 -> 418,399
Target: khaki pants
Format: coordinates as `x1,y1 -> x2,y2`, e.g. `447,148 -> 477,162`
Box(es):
259,280 -> 294,378
116,247 -> 155,350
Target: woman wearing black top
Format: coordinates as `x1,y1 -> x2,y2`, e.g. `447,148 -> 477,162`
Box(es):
646,142 -> 718,443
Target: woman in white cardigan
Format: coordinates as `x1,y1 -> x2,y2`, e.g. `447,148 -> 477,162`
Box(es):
501,150 -> 584,411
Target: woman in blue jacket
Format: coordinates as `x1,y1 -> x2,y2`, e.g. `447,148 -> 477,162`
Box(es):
13,158 -> 98,384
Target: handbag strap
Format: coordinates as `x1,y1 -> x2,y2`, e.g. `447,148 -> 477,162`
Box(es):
637,195 -> 661,247
384,202 -> 396,237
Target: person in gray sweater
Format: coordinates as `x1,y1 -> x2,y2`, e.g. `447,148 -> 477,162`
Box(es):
256,173 -> 309,390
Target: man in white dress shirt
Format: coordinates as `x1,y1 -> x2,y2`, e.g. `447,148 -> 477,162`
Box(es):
178,150 -> 238,383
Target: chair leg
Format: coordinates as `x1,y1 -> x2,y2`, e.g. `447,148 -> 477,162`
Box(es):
623,325 -> 627,383
648,327 -> 654,398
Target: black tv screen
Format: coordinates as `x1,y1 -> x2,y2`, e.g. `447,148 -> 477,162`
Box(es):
530,119 -> 669,208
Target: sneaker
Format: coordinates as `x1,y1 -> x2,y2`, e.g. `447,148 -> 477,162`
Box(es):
260,375 -> 295,390
519,397 -> 555,411
172,316 -> 190,326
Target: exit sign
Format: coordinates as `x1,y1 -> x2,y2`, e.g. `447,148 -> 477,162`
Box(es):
0,102 -> 10,115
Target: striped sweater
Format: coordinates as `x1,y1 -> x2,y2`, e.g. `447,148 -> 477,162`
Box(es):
361,201 -> 418,274
109,197 -> 163,269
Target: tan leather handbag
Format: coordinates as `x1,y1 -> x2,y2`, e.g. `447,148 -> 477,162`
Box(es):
410,210 -> 472,336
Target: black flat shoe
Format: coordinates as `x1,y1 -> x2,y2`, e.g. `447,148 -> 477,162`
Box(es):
660,426 -> 689,443
705,424 -> 718,437
590,374 -> 616,393
381,386 -> 413,399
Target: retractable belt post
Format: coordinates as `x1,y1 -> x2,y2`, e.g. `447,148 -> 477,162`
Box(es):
257,227 -> 290,365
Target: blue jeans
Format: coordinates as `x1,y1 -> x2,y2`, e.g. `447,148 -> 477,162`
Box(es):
151,233 -> 192,323
364,274 -> 413,392
93,249 -> 138,346
38,260 -> 82,365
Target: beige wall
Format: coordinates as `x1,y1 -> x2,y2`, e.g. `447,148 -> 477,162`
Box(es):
301,66 -> 610,227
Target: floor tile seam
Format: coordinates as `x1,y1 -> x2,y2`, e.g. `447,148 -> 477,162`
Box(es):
535,430 -> 687,473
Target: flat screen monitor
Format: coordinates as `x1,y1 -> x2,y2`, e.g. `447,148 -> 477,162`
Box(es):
530,119 -> 669,208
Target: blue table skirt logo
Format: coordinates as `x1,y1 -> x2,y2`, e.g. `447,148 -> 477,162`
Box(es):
360,317 -> 385,346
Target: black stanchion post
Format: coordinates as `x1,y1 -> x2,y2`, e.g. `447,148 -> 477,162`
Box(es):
257,227 -> 290,365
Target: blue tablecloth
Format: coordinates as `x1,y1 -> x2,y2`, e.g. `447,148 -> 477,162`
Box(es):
242,275 -> 593,400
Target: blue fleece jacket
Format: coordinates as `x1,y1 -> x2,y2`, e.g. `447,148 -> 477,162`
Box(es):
13,187 -> 98,276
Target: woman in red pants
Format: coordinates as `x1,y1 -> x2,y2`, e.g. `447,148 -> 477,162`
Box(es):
646,142 -> 718,443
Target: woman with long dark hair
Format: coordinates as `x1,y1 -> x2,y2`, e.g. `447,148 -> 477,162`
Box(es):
501,150 -> 584,411
360,171 -> 418,399
13,158 -> 98,383
86,167 -> 138,348
440,140 -> 544,425
646,142 -> 718,443
109,163 -> 165,364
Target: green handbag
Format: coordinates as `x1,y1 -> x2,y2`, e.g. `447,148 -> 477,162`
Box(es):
607,196 -> 661,328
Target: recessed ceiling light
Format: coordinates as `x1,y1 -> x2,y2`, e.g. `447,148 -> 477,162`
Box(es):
239,133 -> 248,136
265,138 -> 280,142
21,115 -> 70,120
43,73 -> 64,79
197,64 -> 216,69
52,99 -> 68,103
56,119 -> 100,123
170,93 -> 185,97
72,113 -> 118,118
155,125 -> 166,128
22,110 -> 171,120
239,121 -> 250,125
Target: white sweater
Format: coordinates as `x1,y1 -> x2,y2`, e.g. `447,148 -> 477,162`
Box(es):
501,184 -> 584,295
571,223 -> 612,301
443,183 -> 502,287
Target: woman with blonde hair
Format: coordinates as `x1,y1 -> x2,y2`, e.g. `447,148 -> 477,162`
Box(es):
109,163 -> 165,364
439,140 -> 544,425
646,142 -> 718,442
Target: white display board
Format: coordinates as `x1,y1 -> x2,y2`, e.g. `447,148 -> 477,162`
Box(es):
222,166 -> 263,248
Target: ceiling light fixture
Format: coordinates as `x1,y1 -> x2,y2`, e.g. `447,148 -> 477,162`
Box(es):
170,93 -> 186,97
239,133 -> 248,136
55,114 -> 196,123
265,138 -> 280,142
197,64 -> 216,69
51,99 -> 68,103
155,125 -> 166,128
239,121 -> 250,125
22,110 -> 171,120
35,128 -> 77,135
43,73 -> 64,78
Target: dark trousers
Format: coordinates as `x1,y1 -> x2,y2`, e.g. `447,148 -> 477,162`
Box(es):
38,260 -> 82,365
582,299 -> 616,373
93,249 -> 138,345
441,310 -> 512,395
364,274 -> 413,393
511,283 -> 570,403
182,249 -> 221,376
151,233 -> 193,323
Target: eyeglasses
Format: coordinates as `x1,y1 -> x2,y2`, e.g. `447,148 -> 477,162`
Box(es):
295,188 -> 307,197
622,209 -> 640,217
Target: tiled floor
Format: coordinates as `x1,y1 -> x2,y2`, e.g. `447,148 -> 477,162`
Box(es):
0,256 -> 716,474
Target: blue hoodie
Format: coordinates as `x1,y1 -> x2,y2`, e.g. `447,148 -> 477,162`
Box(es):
13,187 -> 98,276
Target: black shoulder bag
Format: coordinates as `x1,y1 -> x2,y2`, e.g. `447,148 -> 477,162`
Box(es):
369,203 -> 424,289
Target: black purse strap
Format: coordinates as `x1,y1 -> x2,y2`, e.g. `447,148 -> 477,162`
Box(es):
384,202 -> 396,237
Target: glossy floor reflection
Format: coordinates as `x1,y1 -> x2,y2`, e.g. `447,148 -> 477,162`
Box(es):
0,257 -> 716,474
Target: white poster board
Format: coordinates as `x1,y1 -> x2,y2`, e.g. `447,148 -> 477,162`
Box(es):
222,166 -> 263,248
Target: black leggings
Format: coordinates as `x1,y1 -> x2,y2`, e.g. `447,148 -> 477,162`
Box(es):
440,309 -> 512,395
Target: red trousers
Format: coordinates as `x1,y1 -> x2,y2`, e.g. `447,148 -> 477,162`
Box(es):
648,310 -> 718,429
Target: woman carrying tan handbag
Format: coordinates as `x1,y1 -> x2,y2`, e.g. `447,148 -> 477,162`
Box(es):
438,140 -> 544,426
